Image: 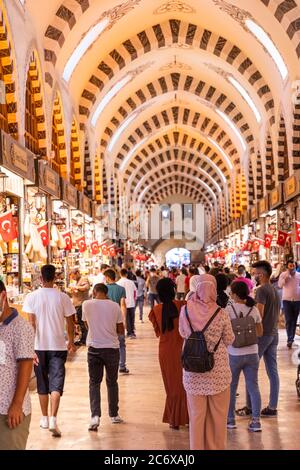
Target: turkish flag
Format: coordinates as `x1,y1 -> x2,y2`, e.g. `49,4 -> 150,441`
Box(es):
277,230 -> 289,247
252,239 -> 262,252
0,211 -> 18,242
295,221 -> 300,243
77,236 -> 87,253
91,241 -> 99,255
62,231 -> 72,251
108,244 -> 116,257
37,223 -> 49,247
264,234 -> 273,249
240,242 -> 246,251
99,242 -> 108,256
246,240 -> 253,252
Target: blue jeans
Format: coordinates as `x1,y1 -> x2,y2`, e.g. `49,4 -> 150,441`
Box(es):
118,335 -> 126,370
228,354 -> 261,420
135,296 -> 144,320
148,293 -> 159,310
246,333 -> 280,410
283,301 -> 300,343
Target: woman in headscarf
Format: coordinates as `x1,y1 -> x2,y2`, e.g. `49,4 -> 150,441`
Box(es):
179,274 -> 234,450
185,274 -> 201,301
149,278 -> 189,429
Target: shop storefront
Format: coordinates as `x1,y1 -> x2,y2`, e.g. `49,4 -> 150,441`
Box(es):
0,131 -> 35,299
283,172 -> 300,261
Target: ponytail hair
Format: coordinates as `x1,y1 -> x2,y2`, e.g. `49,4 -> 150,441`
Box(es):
245,296 -> 256,308
231,281 -> 256,308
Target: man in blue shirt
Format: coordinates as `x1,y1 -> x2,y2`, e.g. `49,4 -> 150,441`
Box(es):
104,269 -> 129,374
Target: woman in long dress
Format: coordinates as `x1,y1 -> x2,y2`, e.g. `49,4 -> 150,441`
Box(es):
149,278 -> 189,429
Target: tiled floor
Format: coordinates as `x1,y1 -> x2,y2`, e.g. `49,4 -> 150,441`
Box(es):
26,316 -> 300,450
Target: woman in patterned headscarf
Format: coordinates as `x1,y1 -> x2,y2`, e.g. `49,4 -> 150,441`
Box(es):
149,278 -> 189,429
179,274 -> 234,450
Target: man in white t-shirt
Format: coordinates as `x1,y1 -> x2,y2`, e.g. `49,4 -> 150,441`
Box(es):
117,269 -> 137,339
23,265 -> 76,438
83,283 -> 125,431
92,264 -> 110,288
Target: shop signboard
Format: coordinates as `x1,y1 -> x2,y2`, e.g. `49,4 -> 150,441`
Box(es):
38,161 -> 60,198
61,179 -> 78,208
0,130 -> 35,183
258,195 -> 269,217
284,171 -> 300,202
270,184 -> 283,209
242,210 -> 249,226
250,205 -> 258,222
78,192 -> 92,216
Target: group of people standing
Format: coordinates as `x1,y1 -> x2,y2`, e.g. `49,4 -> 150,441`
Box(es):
149,259 -> 299,450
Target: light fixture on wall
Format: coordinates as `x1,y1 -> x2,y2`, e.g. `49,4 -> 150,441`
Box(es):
34,192 -> 45,212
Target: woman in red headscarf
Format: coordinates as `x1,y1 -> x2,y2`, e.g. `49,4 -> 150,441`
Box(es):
149,278 -> 189,429
179,274 -> 234,450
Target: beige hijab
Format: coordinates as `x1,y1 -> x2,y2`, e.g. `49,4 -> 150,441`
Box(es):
187,274 -> 220,329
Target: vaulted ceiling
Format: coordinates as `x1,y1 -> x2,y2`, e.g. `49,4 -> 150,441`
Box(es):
24,0 -> 300,216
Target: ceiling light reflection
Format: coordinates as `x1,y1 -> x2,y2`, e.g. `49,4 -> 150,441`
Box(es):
216,109 -> 247,152
228,76 -> 262,123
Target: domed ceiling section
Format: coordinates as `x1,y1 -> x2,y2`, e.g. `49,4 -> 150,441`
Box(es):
25,0 -> 300,227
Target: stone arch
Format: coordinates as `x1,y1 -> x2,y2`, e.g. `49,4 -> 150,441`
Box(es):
265,130 -> 275,190
278,114 -> 289,181
70,118 -> 82,189
51,91 -> 67,178
83,137 -> 93,197
292,88 -> 300,170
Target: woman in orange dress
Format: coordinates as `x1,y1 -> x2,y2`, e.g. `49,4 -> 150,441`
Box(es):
149,278 -> 189,429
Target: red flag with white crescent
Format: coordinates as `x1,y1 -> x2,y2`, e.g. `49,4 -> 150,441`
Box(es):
62,231 -> 73,251
77,236 -> 87,253
0,210 -> 18,242
91,241 -> 99,255
251,239 -> 263,253
37,223 -> 49,247
264,233 -> 273,249
246,240 -> 253,252
108,244 -> 116,257
277,230 -> 289,247
99,242 -> 108,256
295,221 -> 300,243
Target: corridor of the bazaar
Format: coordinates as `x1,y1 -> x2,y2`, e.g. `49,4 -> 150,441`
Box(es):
0,0 -> 300,453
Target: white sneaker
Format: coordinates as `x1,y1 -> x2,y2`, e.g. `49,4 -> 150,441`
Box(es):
49,416 -> 61,438
111,415 -> 124,424
88,416 -> 100,431
40,416 -> 49,429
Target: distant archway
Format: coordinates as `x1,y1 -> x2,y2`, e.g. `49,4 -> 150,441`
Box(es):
165,248 -> 191,268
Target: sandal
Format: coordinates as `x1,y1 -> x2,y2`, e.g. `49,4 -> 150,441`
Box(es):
235,406 -> 252,417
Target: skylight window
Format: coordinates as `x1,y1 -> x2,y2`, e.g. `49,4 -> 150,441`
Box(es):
216,109 -> 247,153
63,18 -> 110,83
245,19 -> 288,81
91,74 -> 132,128
120,136 -> 148,172
107,112 -> 138,153
207,137 -> 233,170
228,76 -> 262,123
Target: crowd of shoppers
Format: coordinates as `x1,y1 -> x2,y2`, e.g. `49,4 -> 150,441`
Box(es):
0,258 -> 299,451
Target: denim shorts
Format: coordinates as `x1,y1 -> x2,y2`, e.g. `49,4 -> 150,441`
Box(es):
34,350 -> 68,396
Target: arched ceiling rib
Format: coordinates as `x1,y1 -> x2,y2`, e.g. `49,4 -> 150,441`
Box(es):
113,122 -> 238,176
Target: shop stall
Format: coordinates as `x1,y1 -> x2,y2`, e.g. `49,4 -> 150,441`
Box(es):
0,131 -> 35,299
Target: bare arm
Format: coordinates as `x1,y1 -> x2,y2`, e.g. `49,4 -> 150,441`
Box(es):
7,359 -> 33,429
120,298 -> 127,320
256,323 -> 263,337
256,303 -> 265,319
278,272 -> 289,289
66,316 -> 76,353
27,313 -> 36,332
117,322 -> 125,336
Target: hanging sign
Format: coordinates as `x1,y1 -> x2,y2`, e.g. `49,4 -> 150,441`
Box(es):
0,131 -> 35,183
61,180 -> 78,208
284,172 -> 300,202
38,161 -> 60,198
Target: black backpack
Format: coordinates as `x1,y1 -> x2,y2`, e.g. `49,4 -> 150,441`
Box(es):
181,306 -> 221,373
230,305 -> 257,348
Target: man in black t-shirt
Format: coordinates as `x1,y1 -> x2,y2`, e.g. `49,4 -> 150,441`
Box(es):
236,261 -> 280,418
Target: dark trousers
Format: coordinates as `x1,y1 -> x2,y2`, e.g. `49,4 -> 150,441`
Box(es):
88,347 -> 120,418
283,301 -> 300,343
126,308 -> 136,336
135,296 -> 144,320
148,293 -> 159,310
76,305 -> 88,344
